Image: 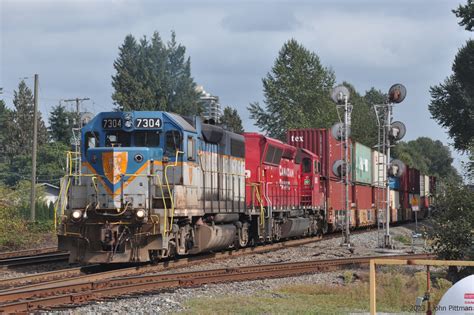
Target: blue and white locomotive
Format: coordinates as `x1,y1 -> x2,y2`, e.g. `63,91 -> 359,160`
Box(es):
58,111 -> 248,263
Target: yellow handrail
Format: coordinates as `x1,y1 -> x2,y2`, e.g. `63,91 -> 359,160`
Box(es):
247,182 -> 265,226
164,150 -> 184,234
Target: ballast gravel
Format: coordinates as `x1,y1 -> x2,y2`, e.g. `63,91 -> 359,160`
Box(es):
60,224 -> 428,314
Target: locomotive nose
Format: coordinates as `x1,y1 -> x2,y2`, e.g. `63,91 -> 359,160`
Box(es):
86,147 -> 161,209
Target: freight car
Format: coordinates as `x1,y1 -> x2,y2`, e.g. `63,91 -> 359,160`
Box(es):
58,111 -> 435,264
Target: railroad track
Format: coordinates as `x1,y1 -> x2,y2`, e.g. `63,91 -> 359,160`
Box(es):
0,253 -> 433,313
0,252 -> 69,269
0,247 -> 58,261
0,235 -> 326,290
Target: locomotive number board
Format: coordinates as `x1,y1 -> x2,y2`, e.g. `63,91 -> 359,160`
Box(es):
102,118 -> 122,129
135,118 -> 162,128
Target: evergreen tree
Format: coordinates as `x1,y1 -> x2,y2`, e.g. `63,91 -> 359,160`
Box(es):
429,41 -> 474,152
10,81 -> 49,157
248,39 -> 337,140
220,107 -> 244,134
453,0 -> 474,31
49,104 -> 76,144
112,31 -> 200,114
341,83 -> 378,147
0,100 -> 13,162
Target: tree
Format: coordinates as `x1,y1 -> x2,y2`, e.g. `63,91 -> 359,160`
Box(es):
429,184 -> 474,281
248,39 -> 337,140
453,0 -> 474,31
10,81 -> 49,157
342,83 -> 378,147
49,104 -> 77,145
1,143 -> 68,187
429,42 -> 474,153
393,137 -> 461,184
112,31 -> 200,114
220,107 -> 244,134
0,100 -> 13,162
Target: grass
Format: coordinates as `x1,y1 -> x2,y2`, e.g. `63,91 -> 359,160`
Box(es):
181,270 -> 452,314
394,234 -> 412,245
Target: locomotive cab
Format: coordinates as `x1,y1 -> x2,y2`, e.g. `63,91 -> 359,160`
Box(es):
300,148 -> 323,208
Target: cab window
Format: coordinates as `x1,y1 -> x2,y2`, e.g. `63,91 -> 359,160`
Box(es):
302,158 -> 311,173
134,131 -> 160,147
84,132 -> 99,152
165,130 -> 182,155
105,131 -> 131,147
187,136 -> 195,160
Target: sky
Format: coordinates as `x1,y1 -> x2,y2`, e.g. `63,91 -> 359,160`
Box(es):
0,0 -> 471,173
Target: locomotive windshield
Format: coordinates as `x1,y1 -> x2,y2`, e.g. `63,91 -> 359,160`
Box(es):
165,130 -> 182,155
105,131 -> 131,147
134,131 -> 160,147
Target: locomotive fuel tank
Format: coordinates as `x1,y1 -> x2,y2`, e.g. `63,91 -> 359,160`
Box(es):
280,217 -> 310,238
188,224 -> 236,254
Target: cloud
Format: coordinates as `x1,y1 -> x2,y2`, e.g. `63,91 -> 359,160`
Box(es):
221,5 -> 301,33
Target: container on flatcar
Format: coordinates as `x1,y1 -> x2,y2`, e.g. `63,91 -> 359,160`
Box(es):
372,151 -> 387,187
388,176 -> 400,190
429,176 -> 436,194
287,129 -> 352,181
423,175 -> 430,197
420,175 -> 426,197
352,142 -> 372,185
399,165 -> 410,192
408,168 -> 421,193
353,184 -> 374,226
402,191 -> 412,221
327,179 -> 355,230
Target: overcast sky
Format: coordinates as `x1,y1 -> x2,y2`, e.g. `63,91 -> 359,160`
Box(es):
0,0 -> 471,173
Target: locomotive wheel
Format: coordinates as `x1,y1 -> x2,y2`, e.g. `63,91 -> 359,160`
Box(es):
235,223 -> 249,248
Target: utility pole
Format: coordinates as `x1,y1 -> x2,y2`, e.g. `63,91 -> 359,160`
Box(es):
30,74 -> 39,222
63,97 -> 90,124
63,97 -> 89,185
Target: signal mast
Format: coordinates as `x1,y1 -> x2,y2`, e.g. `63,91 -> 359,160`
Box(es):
330,85 -> 352,247
374,84 -> 407,248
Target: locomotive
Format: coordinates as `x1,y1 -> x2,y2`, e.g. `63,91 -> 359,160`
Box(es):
58,111 -> 434,264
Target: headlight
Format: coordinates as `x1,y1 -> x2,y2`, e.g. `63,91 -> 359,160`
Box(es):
71,210 -> 82,220
136,209 -> 146,219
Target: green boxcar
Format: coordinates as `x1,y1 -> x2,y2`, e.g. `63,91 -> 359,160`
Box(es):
352,142 -> 373,184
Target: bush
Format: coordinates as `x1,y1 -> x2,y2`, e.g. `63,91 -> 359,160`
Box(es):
428,184 -> 474,281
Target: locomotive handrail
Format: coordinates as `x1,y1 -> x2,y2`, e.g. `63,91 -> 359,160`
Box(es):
247,182 -> 265,226
164,150 -> 184,234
